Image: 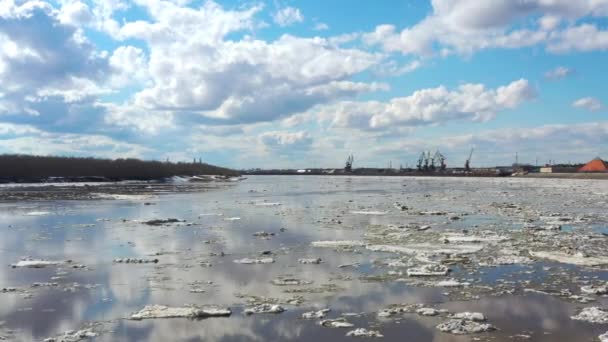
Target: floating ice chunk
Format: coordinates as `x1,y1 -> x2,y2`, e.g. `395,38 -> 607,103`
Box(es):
113,258 -> 158,264
319,318 -> 354,328
130,305 -> 231,320
271,278 -> 311,286
581,285 -> 608,295
253,231 -> 275,237
407,264 -> 449,277
416,308 -> 440,316
351,211 -> 387,215
530,251 -> 608,266
436,319 -> 495,334
377,305 -> 417,317
367,243 -> 482,256
43,328 -> 98,342
254,202 -> 282,206
311,241 -> 365,248
452,312 -> 486,322
442,234 -> 509,243
435,279 -> 470,287
233,258 -> 275,264
302,308 -> 330,319
298,258 -> 322,264
11,260 -> 60,268
142,218 -> 183,226
571,307 -> 608,323
488,256 -> 533,265
244,304 -> 285,315
224,217 -> 241,221
346,328 -> 384,337
25,211 -> 50,216
600,331 -> 608,342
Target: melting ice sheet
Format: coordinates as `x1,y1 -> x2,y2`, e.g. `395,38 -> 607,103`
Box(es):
0,175 -> 607,341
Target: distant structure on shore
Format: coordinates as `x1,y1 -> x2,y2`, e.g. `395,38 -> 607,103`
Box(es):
244,152 -> 608,178
579,157 -> 608,172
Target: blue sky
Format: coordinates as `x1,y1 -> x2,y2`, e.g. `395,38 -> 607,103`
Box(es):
0,0 -> 607,169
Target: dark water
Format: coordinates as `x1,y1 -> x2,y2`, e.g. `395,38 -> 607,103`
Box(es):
0,176 -> 607,341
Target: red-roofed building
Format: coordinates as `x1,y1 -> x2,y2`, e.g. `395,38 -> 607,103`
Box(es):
579,158 -> 608,172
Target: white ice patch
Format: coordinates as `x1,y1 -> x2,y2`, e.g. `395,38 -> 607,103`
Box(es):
367,243 -> 483,256
319,318 -> 355,328
25,211 -> 50,216
311,241 -> 365,248
435,279 -> 471,287
129,305 -> 231,320
452,312 -> 486,322
233,258 -> 275,264
351,211 -> 387,215
302,308 -> 330,319
11,260 -> 60,268
346,328 -> 384,337
407,264 -> 449,277
441,234 -> 509,243
530,251 -> 608,266
571,307 -> 608,323
92,194 -> 154,201
436,319 -> 495,334
298,258 -> 322,264
254,202 -> 282,206
244,304 -> 285,315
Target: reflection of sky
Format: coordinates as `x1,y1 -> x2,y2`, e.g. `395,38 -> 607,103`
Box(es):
0,176 -> 607,341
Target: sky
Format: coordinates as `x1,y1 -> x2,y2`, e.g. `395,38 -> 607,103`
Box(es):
0,0 -> 607,169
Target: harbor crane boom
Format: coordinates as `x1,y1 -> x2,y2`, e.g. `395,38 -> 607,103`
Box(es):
465,148 -> 474,172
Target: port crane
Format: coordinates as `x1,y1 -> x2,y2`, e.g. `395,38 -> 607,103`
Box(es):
344,154 -> 354,172
433,150 -> 446,171
465,148 -> 474,172
417,152 -> 425,171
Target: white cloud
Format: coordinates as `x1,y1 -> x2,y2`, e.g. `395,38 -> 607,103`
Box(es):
0,124 -> 148,158
273,6 -> 304,27
547,24 -> 608,52
109,45 -> 148,87
58,1 -> 93,26
313,22 -> 329,31
0,0 -> 108,114
102,103 -> 175,134
544,66 -> 573,80
259,130 -> 312,151
363,0 -> 608,56
318,79 -> 536,130
573,97 -> 604,112
113,2 -> 382,124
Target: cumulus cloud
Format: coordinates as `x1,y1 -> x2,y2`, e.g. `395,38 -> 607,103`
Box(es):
109,45 -> 148,87
102,103 -> 175,134
105,0 -> 383,127
547,24 -> 608,52
544,66 -> 573,80
318,79 -> 536,130
0,122 -> 148,157
259,130 -> 312,151
0,1 -> 108,115
573,97 -> 604,112
362,0 -> 608,56
273,6 -> 304,27
313,22 -> 329,31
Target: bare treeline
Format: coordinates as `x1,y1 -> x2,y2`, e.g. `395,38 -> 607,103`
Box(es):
0,155 -> 239,182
